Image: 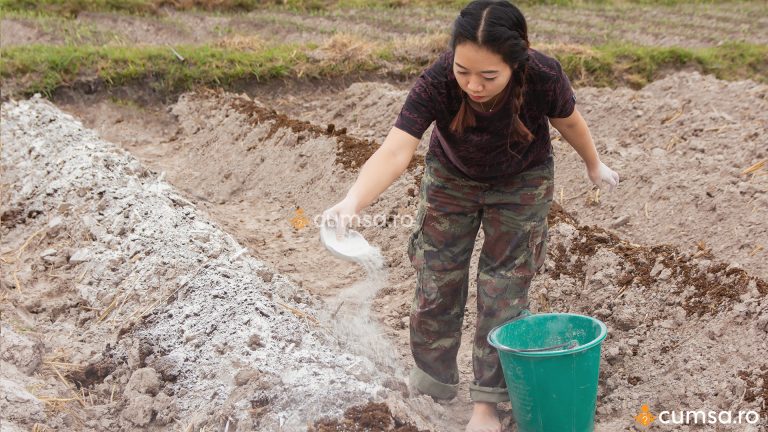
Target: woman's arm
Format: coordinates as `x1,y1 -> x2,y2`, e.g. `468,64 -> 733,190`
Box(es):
323,127 -> 420,234
549,108 -> 599,170
549,108 -> 619,190
346,127 -> 420,211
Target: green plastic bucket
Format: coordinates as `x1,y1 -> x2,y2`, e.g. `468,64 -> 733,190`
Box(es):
487,310 -> 607,432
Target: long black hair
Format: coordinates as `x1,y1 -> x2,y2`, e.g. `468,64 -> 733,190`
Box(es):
449,0 -> 534,148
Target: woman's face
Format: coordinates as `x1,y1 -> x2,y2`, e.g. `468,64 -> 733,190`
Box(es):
453,42 -> 513,103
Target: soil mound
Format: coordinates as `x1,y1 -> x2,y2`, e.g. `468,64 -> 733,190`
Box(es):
0,96 -> 442,431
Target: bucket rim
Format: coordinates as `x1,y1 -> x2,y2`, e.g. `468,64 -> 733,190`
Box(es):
487,312 -> 608,357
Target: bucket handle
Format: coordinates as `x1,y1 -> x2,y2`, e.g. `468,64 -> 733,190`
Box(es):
488,310 -> 581,353
501,340 -> 580,353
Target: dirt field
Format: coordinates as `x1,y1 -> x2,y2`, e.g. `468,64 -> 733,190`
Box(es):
2,2 -> 768,431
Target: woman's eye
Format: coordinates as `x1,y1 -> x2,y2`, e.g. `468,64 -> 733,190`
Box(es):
454,70 -> 495,80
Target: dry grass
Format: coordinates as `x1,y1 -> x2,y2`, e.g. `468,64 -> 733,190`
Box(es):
307,32 -> 382,75
214,35 -> 266,51
535,42 -> 602,85
49,364 -> 86,406
397,33 -> 450,61
33,360 -> 89,427
742,159 -> 766,175
0,227 -> 47,264
535,42 -> 600,57
122,257 -> 210,328
316,33 -> 376,64
276,300 -> 319,324
97,294 -> 119,322
43,360 -> 85,371
0,0 -> 276,16
0,227 -> 48,293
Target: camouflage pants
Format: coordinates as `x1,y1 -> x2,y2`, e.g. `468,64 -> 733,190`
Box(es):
407,151 -> 554,403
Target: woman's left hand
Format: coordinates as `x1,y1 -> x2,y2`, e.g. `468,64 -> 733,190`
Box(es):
587,161 -> 620,192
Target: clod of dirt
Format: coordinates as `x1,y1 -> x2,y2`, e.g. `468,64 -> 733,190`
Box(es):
0,375 -> 46,424
310,402 -> 427,432
0,325 -> 44,375
66,356 -> 118,389
124,367 -> 161,397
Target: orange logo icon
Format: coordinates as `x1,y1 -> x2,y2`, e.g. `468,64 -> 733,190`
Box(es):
290,208 -> 309,230
635,404 -> 656,427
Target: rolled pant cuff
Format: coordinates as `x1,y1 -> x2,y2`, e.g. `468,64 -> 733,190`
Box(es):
469,383 -> 510,403
409,367 -> 459,400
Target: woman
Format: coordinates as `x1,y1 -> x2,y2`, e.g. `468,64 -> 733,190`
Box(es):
323,1 -> 619,430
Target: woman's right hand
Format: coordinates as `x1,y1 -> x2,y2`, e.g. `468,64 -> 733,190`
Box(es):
319,128 -> 418,239
587,160 -> 620,192
321,196 -> 361,239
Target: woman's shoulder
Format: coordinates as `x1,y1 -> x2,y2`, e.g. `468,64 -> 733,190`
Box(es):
526,48 -> 566,82
407,49 -> 458,104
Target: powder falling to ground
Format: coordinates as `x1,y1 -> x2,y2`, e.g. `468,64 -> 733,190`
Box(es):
323,246 -> 404,378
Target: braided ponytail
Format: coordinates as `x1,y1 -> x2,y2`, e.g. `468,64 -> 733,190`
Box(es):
508,55 -> 534,146
449,93 -> 477,135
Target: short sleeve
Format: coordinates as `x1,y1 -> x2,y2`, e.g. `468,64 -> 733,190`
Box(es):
394,55 -> 445,140
546,60 -> 576,118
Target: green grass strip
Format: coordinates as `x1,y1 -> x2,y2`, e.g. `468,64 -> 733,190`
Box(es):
1,44 -> 316,96
554,42 -> 768,88
1,42 -> 766,97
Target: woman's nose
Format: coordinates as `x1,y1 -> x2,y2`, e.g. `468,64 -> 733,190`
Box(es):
467,79 -> 483,92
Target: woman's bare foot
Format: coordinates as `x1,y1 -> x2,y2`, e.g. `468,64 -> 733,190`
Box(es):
466,402 -> 501,432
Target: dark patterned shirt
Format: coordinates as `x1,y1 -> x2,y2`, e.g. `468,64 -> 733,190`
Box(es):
394,48 -> 576,184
